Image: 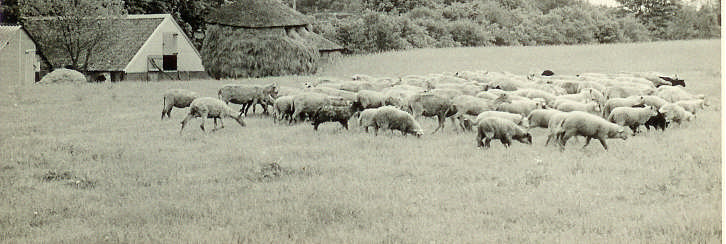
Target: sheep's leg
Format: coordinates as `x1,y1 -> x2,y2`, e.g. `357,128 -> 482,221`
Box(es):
312,121 -> 320,131
179,114 -> 194,135
484,138 -> 492,148
598,138 -> 609,150
433,115 -> 444,133
583,137 -> 592,148
373,125 -> 379,136
476,130 -> 484,147
198,112 -> 208,132
339,120 -> 349,130
162,103 -> 173,120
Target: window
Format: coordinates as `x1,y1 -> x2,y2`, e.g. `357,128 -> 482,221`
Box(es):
163,55 -> 177,71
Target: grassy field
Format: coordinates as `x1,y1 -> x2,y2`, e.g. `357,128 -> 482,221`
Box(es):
0,39 -> 721,243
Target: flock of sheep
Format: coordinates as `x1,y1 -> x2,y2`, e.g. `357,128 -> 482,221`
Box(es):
162,70 -> 707,151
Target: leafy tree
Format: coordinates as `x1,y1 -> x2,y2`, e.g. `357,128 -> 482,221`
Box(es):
20,0 -> 126,73
1,0 -> 21,24
615,0 -> 681,38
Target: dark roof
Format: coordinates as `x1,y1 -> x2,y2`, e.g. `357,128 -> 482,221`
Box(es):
207,0 -> 312,28
24,15 -> 164,71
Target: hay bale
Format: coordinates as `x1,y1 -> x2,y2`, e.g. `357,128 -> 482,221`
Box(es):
39,68 -> 87,84
201,25 -> 320,79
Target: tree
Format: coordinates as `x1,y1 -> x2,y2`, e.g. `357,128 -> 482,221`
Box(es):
615,0 -> 681,38
20,0 -> 126,73
0,0 -> 21,24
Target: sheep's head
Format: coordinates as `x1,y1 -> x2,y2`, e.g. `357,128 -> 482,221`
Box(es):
234,114 -> 247,127
612,126 -> 630,140
514,133 -> 533,145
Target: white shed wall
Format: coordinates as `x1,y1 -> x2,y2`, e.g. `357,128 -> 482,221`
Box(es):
125,16 -> 205,73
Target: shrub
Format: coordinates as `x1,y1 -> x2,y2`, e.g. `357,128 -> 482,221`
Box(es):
447,19 -> 494,46
39,68 -> 87,84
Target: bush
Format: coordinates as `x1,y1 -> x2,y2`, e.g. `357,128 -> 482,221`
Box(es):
447,19 -> 494,46
39,68 -> 87,84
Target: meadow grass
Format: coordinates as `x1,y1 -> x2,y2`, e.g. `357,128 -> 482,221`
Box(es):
0,39 -> 720,243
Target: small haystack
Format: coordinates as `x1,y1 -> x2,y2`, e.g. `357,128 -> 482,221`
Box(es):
38,68 -> 86,84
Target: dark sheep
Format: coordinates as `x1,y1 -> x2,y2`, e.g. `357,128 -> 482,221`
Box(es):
644,112 -> 670,131
658,76 -> 685,87
541,70 -> 555,76
310,105 -> 355,131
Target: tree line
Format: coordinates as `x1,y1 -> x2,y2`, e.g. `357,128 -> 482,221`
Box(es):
1,0 -> 719,72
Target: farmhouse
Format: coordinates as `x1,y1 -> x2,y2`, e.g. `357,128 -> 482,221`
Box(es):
0,26 -> 43,87
202,0 -> 344,79
24,14 -> 206,82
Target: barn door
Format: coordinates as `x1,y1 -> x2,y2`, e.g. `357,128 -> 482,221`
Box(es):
163,32 -> 178,55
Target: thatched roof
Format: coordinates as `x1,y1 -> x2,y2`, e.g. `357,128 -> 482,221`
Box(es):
207,0 -> 312,28
24,15 -> 164,71
297,29 -> 344,52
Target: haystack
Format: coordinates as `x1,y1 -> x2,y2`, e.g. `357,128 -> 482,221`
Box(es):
202,0 -> 341,79
38,68 -> 87,84
202,26 -> 319,79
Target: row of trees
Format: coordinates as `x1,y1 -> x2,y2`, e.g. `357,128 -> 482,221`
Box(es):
306,0 -> 720,53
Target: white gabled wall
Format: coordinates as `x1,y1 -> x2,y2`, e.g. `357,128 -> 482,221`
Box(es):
124,15 -> 205,73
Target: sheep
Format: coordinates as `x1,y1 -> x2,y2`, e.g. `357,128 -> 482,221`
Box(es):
351,90 -> 386,114
655,86 -> 704,102
527,109 -> 567,129
310,104 -> 355,131
290,92 -> 337,123
218,83 -> 279,115
476,117 -> 533,148
676,99 -> 705,114
451,95 -> 495,130
544,111 -> 571,146
429,88 -> 464,100
511,89 -> 557,106
496,99 -> 546,117
607,106 -> 658,134
363,106 -> 424,137
475,111 -> 528,128
304,87 -> 357,101
642,95 -> 669,110
555,100 -> 601,115
602,95 -> 645,118
659,103 -> 695,125
358,107 -> 380,133
180,97 -> 246,134
405,93 -> 455,133
272,95 -> 294,123
644,112 -> 669,131
161,89 -> 199,120
556,111 -> 629,151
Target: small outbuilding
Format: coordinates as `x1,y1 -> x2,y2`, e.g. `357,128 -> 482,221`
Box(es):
202,0 -> 344,79
25,14 -> 207,82
0,26 -> 42,87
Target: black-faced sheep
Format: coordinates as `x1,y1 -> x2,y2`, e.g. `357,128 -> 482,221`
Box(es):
644,112 -> 669,131
607,106 -> 658,134
557,111 -> 629,151
180,97 -> 246,134
658,103 -> 695,125
364,106 -> 424,137
310,104 -> 355,131
476,117 -> 532,148
161,89 -> 199,120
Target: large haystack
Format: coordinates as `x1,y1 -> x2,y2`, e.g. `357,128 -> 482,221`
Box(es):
202,26 -> 319,79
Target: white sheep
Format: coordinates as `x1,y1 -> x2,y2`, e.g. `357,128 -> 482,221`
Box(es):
496,99 -> 545,117
363,106 -> 424,137
659,103 -> 695,125
675,99 -> 705,114
642,95 -> 669,110
180,97 -> 246,134
476,117 -> 533,148
161,89 -> 199,120
475,111 -> 528,128
526,109 -> 567,129
555,100 -> 601,115
358,108 -> 380,132
607,106 -> 658,134
602,95 -> 645,118
557,111 -> 630,151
